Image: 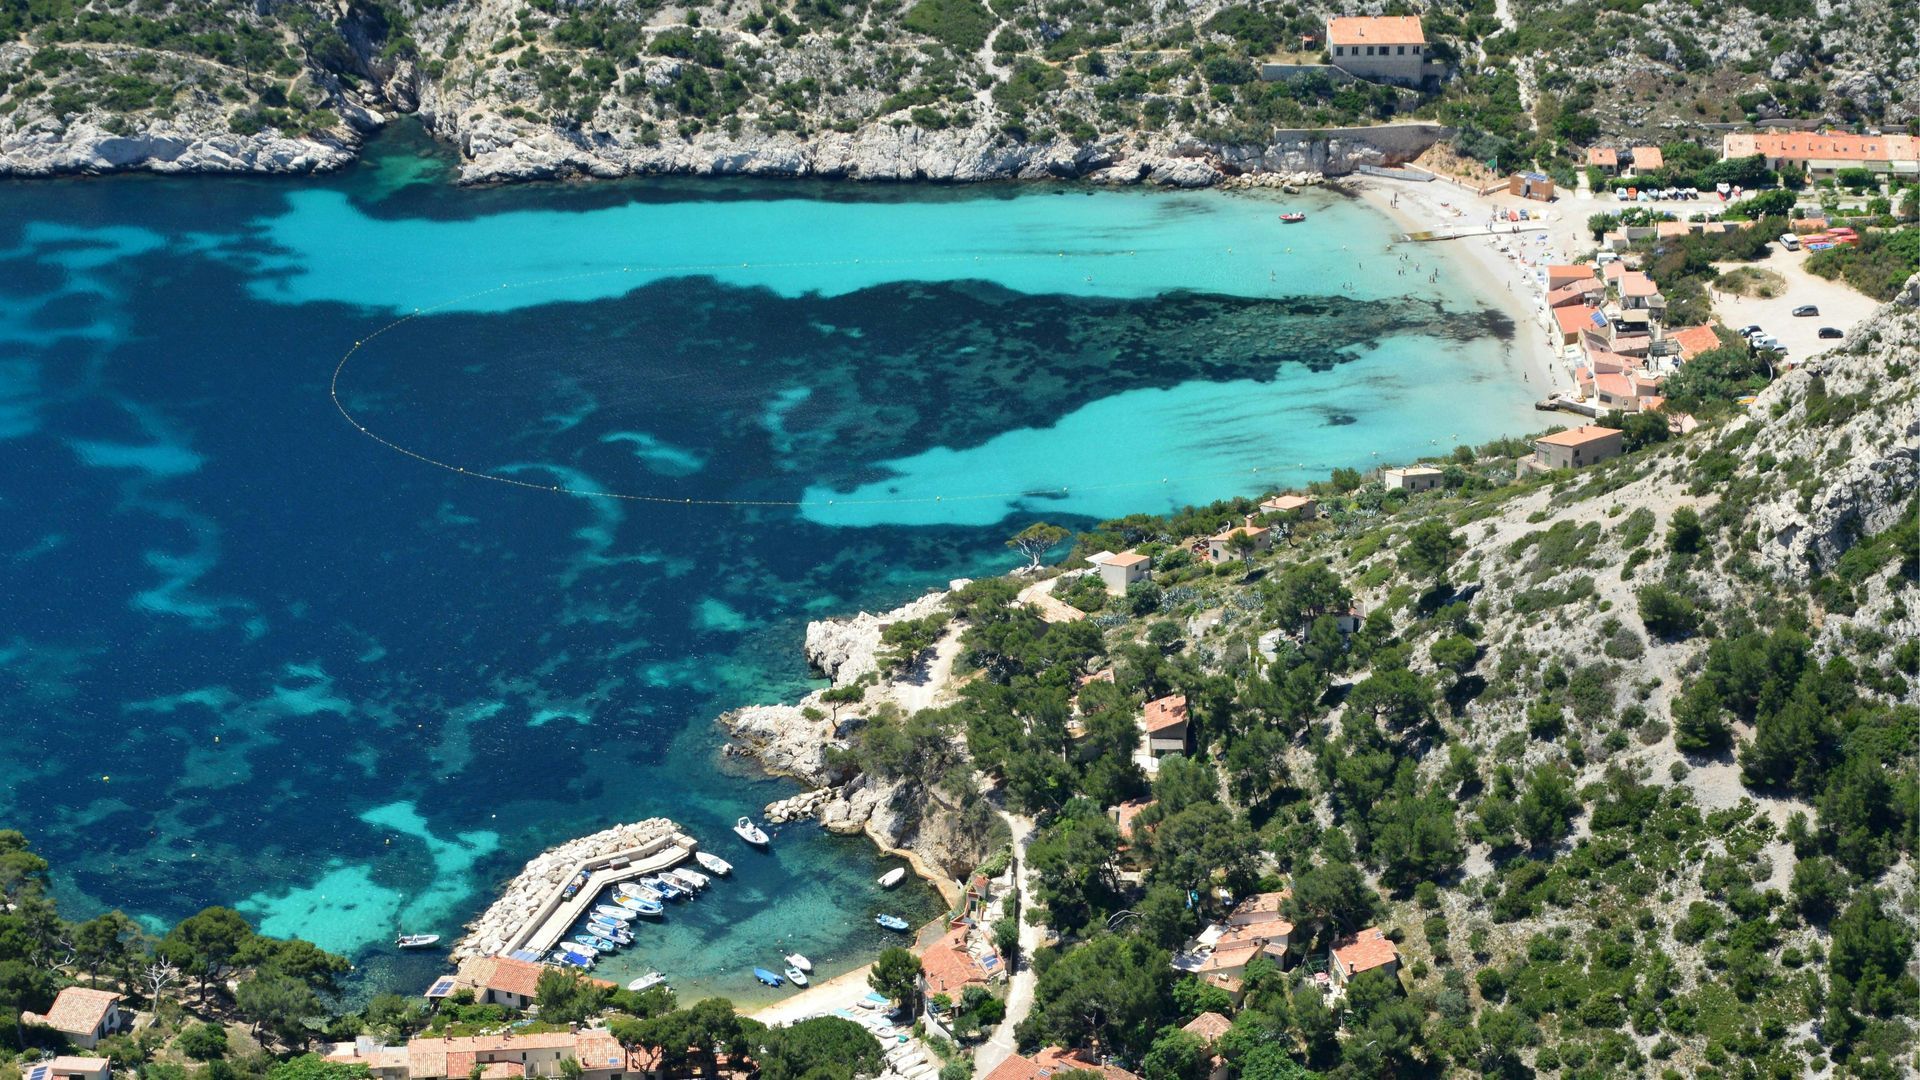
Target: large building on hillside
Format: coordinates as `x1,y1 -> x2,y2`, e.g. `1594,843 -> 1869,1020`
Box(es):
1325,16 -> 1439,87
1721,131 -> 1919,179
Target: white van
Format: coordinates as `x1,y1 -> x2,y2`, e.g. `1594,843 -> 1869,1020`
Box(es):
1778,233 -> 1801,251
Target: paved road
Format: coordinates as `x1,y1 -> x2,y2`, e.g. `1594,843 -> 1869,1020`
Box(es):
975,814 -> 1039,1077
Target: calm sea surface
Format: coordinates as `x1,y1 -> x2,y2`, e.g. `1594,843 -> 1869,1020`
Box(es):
0,125 -> 1537,1002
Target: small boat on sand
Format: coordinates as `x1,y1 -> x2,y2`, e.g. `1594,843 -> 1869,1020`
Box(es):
734,817 -> 771,847
878,868 -> 907,889
1279,212 -> 1306,223
753,967 -> 785,987
875,914 -> 909,932
785,966 -> 810,987
695,852 -> 733,875
628,972 -> 668,992
395,933 -> 441,949
785,953 -> 812,972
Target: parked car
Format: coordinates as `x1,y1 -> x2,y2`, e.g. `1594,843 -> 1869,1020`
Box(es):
1753,335 -> 1784,351
1739,325 -> 1765,337
1778,233 -> 1801,250
1818,327 -> 1845,339
1792,305 -> 1820,317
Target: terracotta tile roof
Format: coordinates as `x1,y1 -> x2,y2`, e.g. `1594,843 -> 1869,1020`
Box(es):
1104,552 -> 1150,568
1586,147 -> 1617,167
981,1055 -> 1045,1080
1112,798 -> 1156,838
1260,494 -> 1314,512
445,1052 -> 477,1078
1728,130 -> 1919,164
1143,694 -> 1189,733
27,988 -> 120,1036
1326,15 -> 1425,46
1545,264 -> 1594,286
1536,425 -> 1621,448
1619,271 -> 1658,297
1209,525 -> 1270,544
476,956 -> 546,1000
1584,349 -> 1634,374
1331,927 -> 1399,976
409,1041 -> 450,1078
1182,1012 -> 1233,1044
1034,1047 -> 1144,1080
1630,146 -> 1663,169
1230,890 -> 1290,920
919,927 -> 992,994
1546,282 -> 1602,307
478,1065 -> 523,1080
574,1032 -> 626,1071
1667,324 -> 1722,359
1554,305 -> 1599,336
1593,373 -> 1636,399
1655,221 -> 1690,237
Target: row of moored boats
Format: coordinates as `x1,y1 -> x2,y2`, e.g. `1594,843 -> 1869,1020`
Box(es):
549,851 -> 736,972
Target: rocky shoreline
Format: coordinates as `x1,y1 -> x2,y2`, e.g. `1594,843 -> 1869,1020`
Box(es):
720,584 -> 992,905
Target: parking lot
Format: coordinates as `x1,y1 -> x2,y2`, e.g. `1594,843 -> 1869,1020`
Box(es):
1709,245 -> 1882,361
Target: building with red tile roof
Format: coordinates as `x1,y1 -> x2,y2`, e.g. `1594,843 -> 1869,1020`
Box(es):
1259,494 -> 1318,518
1553,303 -> 1601,346
1110,798 -> 1156,841
1666,324 -> 1722,360
1329,927 -> 1401,985
1629,146 -> 1663,171
327,1030 -> 645,1080
1086,550 -> 1152,597
985,1048 -> 1143,1080
1545,265 -> 1595,290
1205,524 -> 1272,564
1325,16 -> 1432,87
1533,425 -> 1624,470
1182,1012 -> 1233,1043
1723,131 -> 1919,178
21,988 -> 125,1049
918,926 -> 997,996
1586,147 -> 1618,173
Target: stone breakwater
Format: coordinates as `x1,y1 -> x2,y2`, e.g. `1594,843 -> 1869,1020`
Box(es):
452,817 -> 687,961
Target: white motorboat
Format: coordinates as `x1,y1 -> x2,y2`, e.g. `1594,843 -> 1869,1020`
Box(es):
673,867 -> 711,889
593,905 -> 636,922
877,868 -> 907,889
627,972 -> 668,992
784,953 -> 812,972
663,868 -> 704,892
694,852 -> 733,875
784,966 -> 809,987
734,817 -> 771,846
395,933 -> 441,949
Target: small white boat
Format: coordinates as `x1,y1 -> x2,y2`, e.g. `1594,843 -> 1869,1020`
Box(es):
395,933 -> 441,949
619,882 -> 665,903
673,867 -> 711,889
594,905 -> 636,922
664,868 -> 704,892
628,972 -> 668,992
785,966 -> 809,987
878,868 -> 907,889
734,817 -> 771,846
560,941 -> 599,958
785,953 -> 812,973
695,851 -> 733,875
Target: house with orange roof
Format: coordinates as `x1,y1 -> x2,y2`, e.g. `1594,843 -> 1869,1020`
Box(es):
1666,324 -> 1723,361
1381,465 -> 1442,492
1086,550 -> 1151,597
1324,16 -> 1435,86
325,1030 -> 651,1080
1139,694 -> 1190,767
1586,147 -> 1619,175
1545,265 -> 1595,290
1628,146 -> 1664,173
22,1057 -> 114,1080
1172,922 -> 1290,985
20,988 -> 126,1050
1109,798 -> 1156,843
1329,928 -> 1400,986
1259,493 -> 1318,519
1723,130 -> 1919,179
985,1048 -> 1143,1080
1205,523 -> 1272,564
918,925 -> 1000,997
1546,278 -> 1605,308
1533,425 -> 1623,470
1553,303 -> 1602,347
1181,1013 -> 1234,1080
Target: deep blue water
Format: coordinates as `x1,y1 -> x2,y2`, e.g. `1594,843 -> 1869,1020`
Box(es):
0,125 -> 1538,1003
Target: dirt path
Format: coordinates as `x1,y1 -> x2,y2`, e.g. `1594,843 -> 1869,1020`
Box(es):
1016,575 -> 1087,624
975,813 -> 1039,1077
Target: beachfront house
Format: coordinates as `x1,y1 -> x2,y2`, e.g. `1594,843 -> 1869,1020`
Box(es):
23,1058 -> 114,1080
1508,172 -> 1554,201
1085,550 -> 1151,596
1324,16 -> 1436,86
1329,928 -> 1401,986
1553,304 -> 1601,348
1205,524 -> 1273,564
1381,465 -> 1442,492
1627,146 -> 1663,175
448,956 -> 549,1011
985,1048 -> 1142,1080
918,925 -> 1002,999
1546,265 -> 1596,291
1585,147 -> 1619,176
1547,278 -> 1605,308
1138,694 -> 1190,770
1723,131 -> 1919,180
1533,426 -> 1623,470
21,988 -> 127,1050
1259,494 -> 1318,520
1593,373 -> 1662,413
324,1030 -> 649,1080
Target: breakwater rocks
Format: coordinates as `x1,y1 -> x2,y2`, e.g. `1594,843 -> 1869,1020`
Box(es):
452,817 -> 683,961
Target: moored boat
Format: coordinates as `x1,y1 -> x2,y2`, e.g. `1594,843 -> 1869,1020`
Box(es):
671,867 -> 710,889
619,881 -> 665,903
877,868 -> 907,889
559,941 -> 598,959
627,897 -> 665,917
395,933 -> 441,949
734,817 -> 771,847
594,905 -> 636,922
554,950 -> 594,969
649,876 -> 686,900
753,967 -> 785,987
695,852 -> 733,876
574,935 -> 615,953
663,868 -> 703,892
785,966 -> 809,987
1280,212 -> 1306,223
875,914 -> 909,932
628,972 -> 668,992
784,953 -> 812,972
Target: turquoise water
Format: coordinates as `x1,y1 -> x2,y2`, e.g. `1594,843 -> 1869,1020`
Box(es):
0,125 -> 1536,1004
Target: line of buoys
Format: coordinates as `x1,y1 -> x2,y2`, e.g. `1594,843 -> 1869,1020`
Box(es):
329,257 -> 1348,509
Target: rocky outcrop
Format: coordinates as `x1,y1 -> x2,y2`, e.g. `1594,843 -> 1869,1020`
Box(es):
803,586 -> 957,684
0,118 -> 359,177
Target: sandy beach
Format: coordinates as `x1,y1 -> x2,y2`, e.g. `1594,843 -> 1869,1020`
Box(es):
1347,175 -> 1581,399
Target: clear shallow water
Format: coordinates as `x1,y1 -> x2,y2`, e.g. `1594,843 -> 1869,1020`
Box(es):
0,125 -> 1536,1003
